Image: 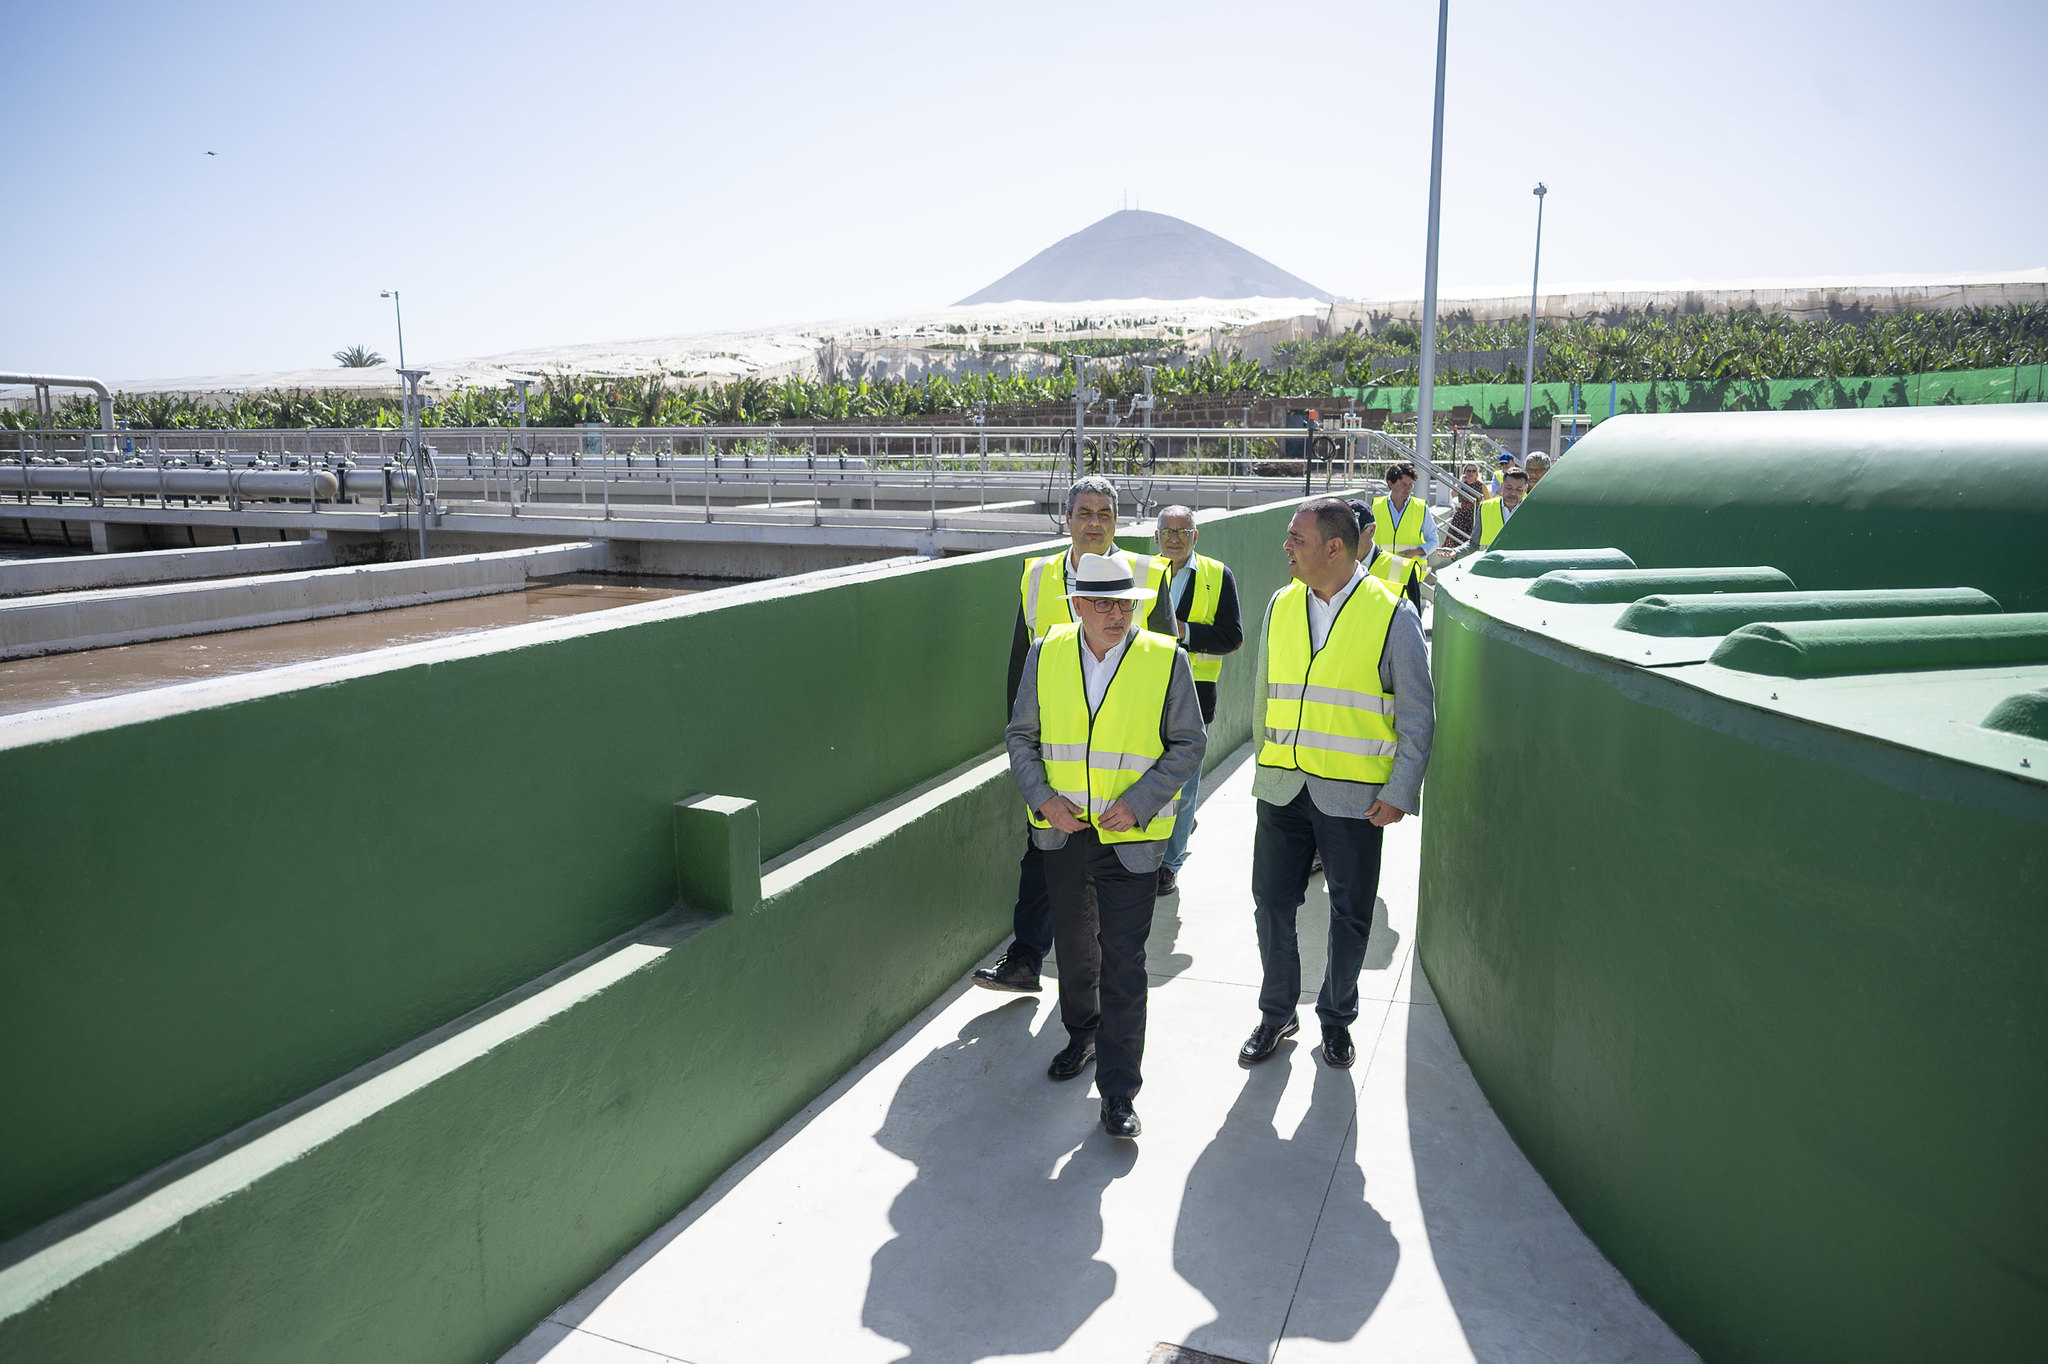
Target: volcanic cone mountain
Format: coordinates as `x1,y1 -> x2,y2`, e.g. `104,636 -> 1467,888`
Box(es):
956,209 -> 1332,306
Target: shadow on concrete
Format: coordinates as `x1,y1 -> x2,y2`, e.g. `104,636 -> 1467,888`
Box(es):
1148,744 -> 1256,983
861,996 -> 1138,1363
1173,1060 -> 1397,1361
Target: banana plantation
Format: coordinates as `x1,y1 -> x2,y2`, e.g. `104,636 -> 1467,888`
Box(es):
7,305 -> 2043,431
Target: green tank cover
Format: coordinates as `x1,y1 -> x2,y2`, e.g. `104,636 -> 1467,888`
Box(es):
1711,612 -> 2048,677
1617,587 -> 2001,638
1981,688 -> 2048,742
1527,566 -> 1794,605
1467,548 -> 1635,579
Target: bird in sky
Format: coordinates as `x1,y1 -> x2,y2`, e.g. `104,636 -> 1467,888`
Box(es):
205,150 -> 216,156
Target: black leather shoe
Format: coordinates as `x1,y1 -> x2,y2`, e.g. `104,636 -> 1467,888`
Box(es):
1238,1016 -> 1300,1066
1155,866 -> 1179,897
971,950 -> 1041,993
1321,1025 -> 1356,1069
1101,1096 -> 1142,1139
1048,1037 -> 1095,1081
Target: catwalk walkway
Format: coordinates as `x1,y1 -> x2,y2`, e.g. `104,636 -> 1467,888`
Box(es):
501,744 -> 1696,1364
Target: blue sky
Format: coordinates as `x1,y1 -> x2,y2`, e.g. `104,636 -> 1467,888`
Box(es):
5,0 -> 2044,379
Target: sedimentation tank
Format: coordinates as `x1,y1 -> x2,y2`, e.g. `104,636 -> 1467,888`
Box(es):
1420,405 -> 2048,1361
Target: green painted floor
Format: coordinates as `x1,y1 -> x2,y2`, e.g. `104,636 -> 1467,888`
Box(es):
501,745 -> 1696,1364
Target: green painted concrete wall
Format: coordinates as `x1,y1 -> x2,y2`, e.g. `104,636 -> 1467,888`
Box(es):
1419,605 -> 2048,1359
1497,405 -> 2048,611
1,760 -> 1018,1363
0,496 -> 1302,1261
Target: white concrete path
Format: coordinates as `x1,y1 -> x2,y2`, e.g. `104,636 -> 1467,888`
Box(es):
502,746 -> 1696,1364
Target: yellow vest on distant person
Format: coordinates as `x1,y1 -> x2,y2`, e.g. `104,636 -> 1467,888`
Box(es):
1026,624 -> 1181,844
1369,494 -> 1429,589
1475,497 -> 1508,549
1143,553 -> 1227,683
1259,576 -> 1402,785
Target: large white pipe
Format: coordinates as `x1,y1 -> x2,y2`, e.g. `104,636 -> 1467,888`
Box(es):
0,465 -> 344,500
0,373 -> 115,433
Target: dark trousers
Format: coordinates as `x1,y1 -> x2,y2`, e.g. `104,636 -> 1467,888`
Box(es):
1010,835 -> 1052,969
1042,829 -> 1157,1101
1251,787 -> 1385,1029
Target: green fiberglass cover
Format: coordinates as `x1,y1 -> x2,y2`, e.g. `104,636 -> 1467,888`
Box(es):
1496,405 -> 2048,611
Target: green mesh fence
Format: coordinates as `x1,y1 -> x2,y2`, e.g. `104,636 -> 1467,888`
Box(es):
1336,364 -> 2048,428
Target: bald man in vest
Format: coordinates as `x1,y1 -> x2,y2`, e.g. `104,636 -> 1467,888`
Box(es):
1007,553 -> 1205,1138
976,475 -> 1172,995
1241,497 -> 1434,1072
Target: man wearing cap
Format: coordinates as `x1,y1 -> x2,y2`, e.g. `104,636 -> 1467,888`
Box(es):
1240,497 -> 1433,1073
1007,552 -> 1205,1138
1142,505 -> 1244,897
976,476 -> 1173,995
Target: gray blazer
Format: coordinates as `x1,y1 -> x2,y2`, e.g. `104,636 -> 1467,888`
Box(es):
1250,590 -> 1435,819
1007,632 -> 1208,874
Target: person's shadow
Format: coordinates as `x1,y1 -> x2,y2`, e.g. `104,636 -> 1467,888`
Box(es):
1173,1061 -> 1398,1360
862,997 -> 1138,1363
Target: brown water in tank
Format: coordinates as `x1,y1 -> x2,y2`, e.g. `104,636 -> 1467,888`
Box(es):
0,577 -> 717,717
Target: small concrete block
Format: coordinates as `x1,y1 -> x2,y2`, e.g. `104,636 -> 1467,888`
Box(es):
673,793 -> 761,916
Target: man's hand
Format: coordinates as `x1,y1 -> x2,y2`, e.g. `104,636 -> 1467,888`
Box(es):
1039,794 -> 1089,834
1365,798 -> 1407,827
1096,798 -> 1139,833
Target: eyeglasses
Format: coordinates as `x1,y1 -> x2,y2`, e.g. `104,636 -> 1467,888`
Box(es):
1157,527 -> 1194,539
1077,597 -> 1136,614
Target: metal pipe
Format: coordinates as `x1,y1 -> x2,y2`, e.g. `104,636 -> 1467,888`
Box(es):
1519,183 -> 1548,459
1415,0 -> 1451,471
0,372 -> 114,432
0,465 -> 341,499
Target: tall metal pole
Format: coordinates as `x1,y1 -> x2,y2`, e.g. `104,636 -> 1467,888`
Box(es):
1415,0 -> 1450,474
1519,183 -> 1548,459
381,290 -> 407,372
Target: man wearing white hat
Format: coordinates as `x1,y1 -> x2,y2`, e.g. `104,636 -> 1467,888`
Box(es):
976,476 -> 1172,995
1006,552 -> 1205,1139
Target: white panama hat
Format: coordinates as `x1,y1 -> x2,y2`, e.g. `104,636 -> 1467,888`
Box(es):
1064,552 -> 1155,603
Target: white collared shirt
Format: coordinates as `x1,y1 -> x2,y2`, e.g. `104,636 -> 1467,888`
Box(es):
1079,629 -> 1133,713
1307,563 -> 1368,652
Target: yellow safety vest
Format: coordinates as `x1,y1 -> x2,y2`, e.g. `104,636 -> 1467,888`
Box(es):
1259,576 -> 1401,785
1019,548 -> 1144,641
1475,497 -> 1507,549
1369,494 -> 1429,589
1027,624 -> 1181,844
1372,494 -> 1426,550
1144,553 -> 1227,683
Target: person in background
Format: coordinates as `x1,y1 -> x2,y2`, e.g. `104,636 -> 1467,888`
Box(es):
1446,461 -> 1487,550
1143,506 -> 1244,898
1007,553 -> 1205,1139
1473,467 -> 1530,550
1525,452 -> 1552,487
1240,499 -> 1433,1072
976,476 -> 1172,996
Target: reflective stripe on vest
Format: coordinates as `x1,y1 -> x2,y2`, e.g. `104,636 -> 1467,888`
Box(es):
1259,576 -> 1401,784
1026,623 -> 1180,844
1476,497 -> 1506,549
1021,548 -> 1143,641
1372,494 -> 1426,550
1144,553 -> 1228,683
1366,545 -> 1425,590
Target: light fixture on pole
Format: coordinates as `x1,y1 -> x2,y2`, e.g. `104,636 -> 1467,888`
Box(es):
1414,0 -> 1450,481
379,290 -> 406,373
1519,183 -> 1548,460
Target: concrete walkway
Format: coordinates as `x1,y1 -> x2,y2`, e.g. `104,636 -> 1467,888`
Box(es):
502,746 -> 1696,1364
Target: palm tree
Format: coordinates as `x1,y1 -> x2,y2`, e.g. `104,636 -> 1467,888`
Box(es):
333,345 -> 385,368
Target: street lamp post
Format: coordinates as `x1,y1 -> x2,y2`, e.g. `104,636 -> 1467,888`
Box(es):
1519,184 -> 1548,460
379,290 -> 406,372
397,367 -> 430,560
1415,0 -> 1450,481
